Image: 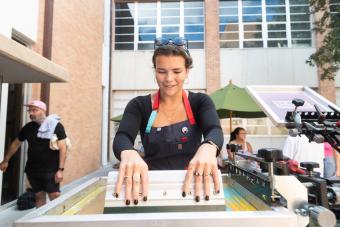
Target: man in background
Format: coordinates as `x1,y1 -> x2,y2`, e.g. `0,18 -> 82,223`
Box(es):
0,100 -> 67,207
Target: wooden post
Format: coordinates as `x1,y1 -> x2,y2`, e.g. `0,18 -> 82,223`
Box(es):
229,110 -> 233,134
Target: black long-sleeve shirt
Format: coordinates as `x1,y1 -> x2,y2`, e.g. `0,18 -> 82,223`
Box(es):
113,91 -> 224,163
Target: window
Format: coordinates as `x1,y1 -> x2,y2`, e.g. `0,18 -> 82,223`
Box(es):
161,2 -> 180,41
266,0 -> 288,47
115,1 -> 205,50
330,0 -> 340,17
219,0 -> 312,48
115,3 -> 135,50
330,0 -> 340,34
184,1 -> 205,48
220,0 -> 239,48
242,0 -> 263,48
289,0 -> 312,47
138,3 -> 158,50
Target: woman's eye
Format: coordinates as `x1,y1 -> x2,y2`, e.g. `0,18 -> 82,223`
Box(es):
174,71 -> 182,74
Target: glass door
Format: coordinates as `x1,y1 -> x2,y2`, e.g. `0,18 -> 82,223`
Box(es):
1,84 -> 24,205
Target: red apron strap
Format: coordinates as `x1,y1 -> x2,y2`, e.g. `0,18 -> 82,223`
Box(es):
152,90 -> 160,110
153,89 -> 196,125
182,90 -> 196,125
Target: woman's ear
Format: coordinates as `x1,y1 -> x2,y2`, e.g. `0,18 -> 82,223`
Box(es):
185,68 -> 190,78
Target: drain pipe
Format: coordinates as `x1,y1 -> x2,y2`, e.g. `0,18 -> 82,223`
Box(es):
101,0 -> 112,167
40,0 -> 54,114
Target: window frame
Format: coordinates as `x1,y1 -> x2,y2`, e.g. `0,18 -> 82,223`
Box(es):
219,0 -> 313,49
115,0 -> 205,50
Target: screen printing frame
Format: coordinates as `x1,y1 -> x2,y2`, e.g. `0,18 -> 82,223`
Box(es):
14,174 -> 308,227
245,85 -> 340,127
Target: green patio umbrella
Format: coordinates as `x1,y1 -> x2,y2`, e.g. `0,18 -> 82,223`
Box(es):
209,81 -> 266,132
111,114 -> 123,122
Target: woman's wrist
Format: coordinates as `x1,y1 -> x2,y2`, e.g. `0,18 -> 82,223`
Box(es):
201,140 -> 219,156
121,149 -> 139,159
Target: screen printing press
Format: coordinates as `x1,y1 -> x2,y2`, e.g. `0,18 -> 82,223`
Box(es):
14,85 -> 337,227
14,167 -> 334,227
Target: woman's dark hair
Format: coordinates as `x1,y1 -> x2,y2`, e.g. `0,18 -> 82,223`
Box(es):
152,45 -> 193,69
229,127 -> 245,142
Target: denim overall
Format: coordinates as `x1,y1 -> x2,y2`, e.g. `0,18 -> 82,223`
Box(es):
143,90 -> 202,170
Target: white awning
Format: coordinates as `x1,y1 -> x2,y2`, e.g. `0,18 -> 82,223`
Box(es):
0,34 -> 68,83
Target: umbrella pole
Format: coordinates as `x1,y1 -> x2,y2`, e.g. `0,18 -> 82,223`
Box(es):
229,111 -> 232,134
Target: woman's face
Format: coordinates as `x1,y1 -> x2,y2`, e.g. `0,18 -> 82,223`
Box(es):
236,129 -> 247,141
155,55 -> 188,97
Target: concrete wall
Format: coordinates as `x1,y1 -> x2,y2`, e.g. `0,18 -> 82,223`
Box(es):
0,0 -> 39,42
47,0 -> 104,185
112,48 -> 323,91
220,48 -> 319,87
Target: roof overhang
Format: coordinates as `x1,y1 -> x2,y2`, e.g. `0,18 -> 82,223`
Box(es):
0,34 -> 69,83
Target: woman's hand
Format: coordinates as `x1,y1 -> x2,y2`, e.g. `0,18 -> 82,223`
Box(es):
182,143 -> 220,202
114,149 -> 149,205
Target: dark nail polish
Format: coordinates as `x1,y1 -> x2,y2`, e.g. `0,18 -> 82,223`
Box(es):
143,196 -> 147,202
134,200 -> 138,205
182,192 -> 186,197
205,195 -> 209,201
216,190 -> 220,194
114,193 -> 118,198
125,200 -> 130,205
195,196 -> 200,202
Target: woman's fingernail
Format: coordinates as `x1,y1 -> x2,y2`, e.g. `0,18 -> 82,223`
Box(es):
143,196 -> 148,202
125,200 -> 130,205
205,195 -> 209,201
113,193 -> 118,198
216,190 -> 220,194
195,196 -> 200,202
182,192 -> 186,197
134,200 -> 138,205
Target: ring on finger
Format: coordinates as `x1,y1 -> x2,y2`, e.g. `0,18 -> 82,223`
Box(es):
132,174 -> 141,183
194,171 -> 202,176
133,178 -> 140,183
204,173 -> 212,177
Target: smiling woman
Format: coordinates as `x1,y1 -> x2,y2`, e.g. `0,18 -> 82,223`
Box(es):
112,38 -> 223,206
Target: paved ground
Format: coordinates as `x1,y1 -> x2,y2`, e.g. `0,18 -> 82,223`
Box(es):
0,165 -> 112,227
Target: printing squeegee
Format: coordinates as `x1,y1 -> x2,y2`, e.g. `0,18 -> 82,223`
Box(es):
104,170 -> 226,213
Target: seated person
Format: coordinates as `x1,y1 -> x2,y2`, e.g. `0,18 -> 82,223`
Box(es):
226,127 -> 258,170
112,37 -> 224,205
227,127 -> 253,160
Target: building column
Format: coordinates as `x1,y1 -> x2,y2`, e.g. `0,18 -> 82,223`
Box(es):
205,0 -> 220,94
0,20 -> 11,205
314,1 -> 336,103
